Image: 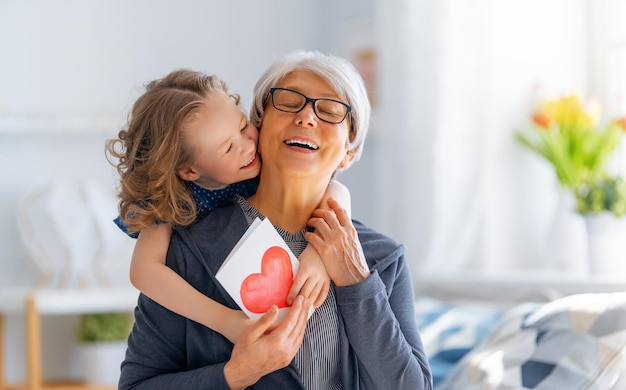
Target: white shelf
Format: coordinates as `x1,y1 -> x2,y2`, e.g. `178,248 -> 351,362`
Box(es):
0,286 -> 138,316
0,113 -> 120,135
0,287 -> 32,314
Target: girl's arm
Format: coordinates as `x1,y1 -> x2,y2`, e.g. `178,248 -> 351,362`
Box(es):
287,179 -> 352,308
319,179 -> 352,218
130,223 -> 251,343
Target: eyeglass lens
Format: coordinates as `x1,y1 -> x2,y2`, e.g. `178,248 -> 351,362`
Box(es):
271,88 -> 349,124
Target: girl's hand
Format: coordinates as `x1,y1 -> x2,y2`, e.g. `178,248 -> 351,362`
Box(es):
287,245 -> 330,309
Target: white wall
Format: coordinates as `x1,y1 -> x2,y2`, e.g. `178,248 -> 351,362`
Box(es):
0,0 -> 375,382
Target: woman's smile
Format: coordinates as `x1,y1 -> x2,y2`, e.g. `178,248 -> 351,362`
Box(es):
284,136 -> 319,151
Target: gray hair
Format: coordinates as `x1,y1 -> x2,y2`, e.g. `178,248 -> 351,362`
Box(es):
250,50 -> 371,163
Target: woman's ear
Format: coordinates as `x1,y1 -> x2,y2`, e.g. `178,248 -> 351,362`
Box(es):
340,151 -> 355,169
177,165 -> 200,181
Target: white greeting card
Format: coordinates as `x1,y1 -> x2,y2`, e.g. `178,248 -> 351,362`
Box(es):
216,217 -> 300,321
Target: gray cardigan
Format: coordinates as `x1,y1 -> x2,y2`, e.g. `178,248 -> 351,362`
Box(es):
119,204 -> 432,389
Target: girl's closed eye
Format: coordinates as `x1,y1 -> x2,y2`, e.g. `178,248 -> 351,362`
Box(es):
225,122 -> 248,155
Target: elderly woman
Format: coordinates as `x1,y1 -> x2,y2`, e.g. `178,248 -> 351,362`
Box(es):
119,51 -> 432,390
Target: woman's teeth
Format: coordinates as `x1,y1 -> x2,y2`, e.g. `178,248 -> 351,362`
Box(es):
284,139 -> 319,150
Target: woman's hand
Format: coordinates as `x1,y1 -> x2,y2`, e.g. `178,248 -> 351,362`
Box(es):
305,197 -> 370,287
223,296 -> 311,389
288,245 -> 330,308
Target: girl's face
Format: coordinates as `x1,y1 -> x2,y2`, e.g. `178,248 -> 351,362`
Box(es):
259,70 -> 354,180
179,91 -> 260,189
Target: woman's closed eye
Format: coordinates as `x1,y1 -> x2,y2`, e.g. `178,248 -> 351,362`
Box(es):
319,107 -> 342,118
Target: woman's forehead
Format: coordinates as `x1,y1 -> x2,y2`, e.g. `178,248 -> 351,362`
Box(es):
278,71 -> 339,99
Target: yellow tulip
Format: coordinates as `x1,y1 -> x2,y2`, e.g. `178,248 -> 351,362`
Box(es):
516,93 -> 624,191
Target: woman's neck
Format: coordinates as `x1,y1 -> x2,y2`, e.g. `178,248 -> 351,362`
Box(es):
248,174 -> 329,234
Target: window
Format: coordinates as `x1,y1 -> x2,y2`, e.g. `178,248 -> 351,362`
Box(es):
589,0 -> 626,173
608,0 -> 626,117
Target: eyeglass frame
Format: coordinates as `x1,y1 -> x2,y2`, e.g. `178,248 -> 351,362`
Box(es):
263,87 -> 352,125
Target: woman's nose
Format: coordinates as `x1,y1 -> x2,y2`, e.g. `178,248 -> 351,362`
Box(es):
295,102 -> 318,127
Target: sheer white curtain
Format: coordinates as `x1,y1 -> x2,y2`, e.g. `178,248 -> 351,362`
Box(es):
375,0 -> 590,279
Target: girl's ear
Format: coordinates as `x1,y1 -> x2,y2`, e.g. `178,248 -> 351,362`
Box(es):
177,165 -> 200,182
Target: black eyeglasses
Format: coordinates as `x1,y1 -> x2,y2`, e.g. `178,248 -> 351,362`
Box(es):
263,87 -> 352,124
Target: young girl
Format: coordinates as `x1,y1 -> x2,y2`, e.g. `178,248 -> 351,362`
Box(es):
105,69 -> 351,343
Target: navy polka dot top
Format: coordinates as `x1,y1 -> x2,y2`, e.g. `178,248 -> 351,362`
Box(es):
113,176 -> 259,238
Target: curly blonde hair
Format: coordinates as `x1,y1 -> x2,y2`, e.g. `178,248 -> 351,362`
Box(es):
105,69 -> 240,235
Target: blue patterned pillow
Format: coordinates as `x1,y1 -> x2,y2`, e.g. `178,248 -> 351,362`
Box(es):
438,293 -> 626,390
415,296 -> 504,386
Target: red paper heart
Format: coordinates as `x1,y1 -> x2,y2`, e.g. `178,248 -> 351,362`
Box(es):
240,245 -> 294,313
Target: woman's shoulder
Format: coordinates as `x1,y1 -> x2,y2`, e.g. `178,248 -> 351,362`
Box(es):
353,219 -> 405,269
195,203 -> 246,231
173,204 -> 248,251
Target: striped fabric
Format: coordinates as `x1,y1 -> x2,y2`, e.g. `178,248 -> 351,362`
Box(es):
237,196 -> 342,389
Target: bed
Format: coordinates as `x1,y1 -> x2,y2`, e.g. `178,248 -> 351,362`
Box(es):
414,276 -> 626,389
